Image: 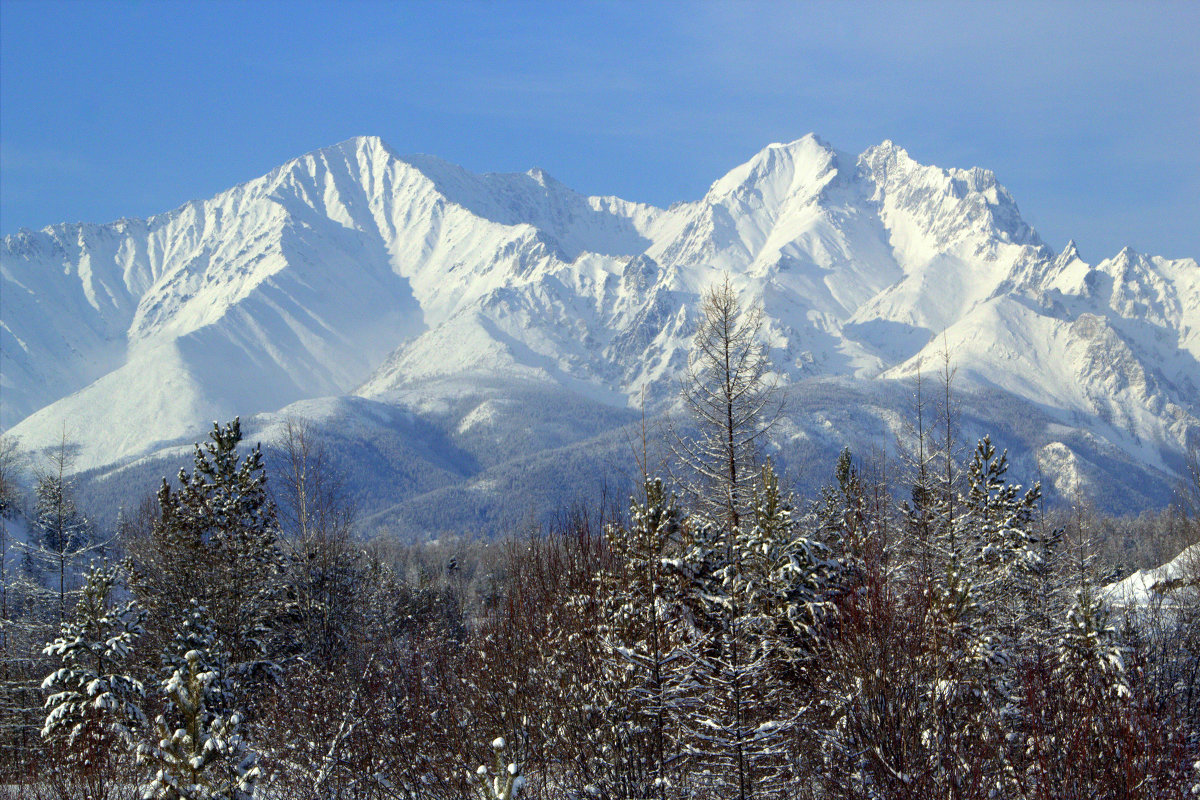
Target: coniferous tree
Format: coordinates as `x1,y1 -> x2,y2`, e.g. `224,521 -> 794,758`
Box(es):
140,641 -> 259,800
893,360 -> 1001,794
28,434 -> 95,626
1036,583 -> 1133,798
597,478 -> 692,799
472,736 -> 525,800
41,561 -> 146,781
675,275 -> 779,531
818,448 -> 869,562
956,435 -> 1046,783
675,463 -> 837,800
129,419 -> 285,691
743,463 -> 837,667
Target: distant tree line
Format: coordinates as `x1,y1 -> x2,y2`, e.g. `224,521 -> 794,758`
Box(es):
0,279 -> 1197,798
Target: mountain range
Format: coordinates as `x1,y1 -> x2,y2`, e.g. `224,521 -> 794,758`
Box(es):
3,134 -> 1197,533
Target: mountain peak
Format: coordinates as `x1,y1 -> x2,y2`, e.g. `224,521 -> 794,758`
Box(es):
526,166 -> 563,189
6,132 -> 1193,503
286,135 -> 395,166
261,135 -> 398,194
857,139 -> 1044,252
1059,239 -> 1083,263
707,133 -> 839,201
861,139 -> 915,169
766,132 -> 830,152
331,134 -> 391,154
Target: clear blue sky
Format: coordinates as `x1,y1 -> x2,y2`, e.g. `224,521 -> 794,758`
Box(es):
2,0 -> 1197,259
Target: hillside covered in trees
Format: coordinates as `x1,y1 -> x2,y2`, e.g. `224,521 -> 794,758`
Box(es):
1,284 -> 1198,799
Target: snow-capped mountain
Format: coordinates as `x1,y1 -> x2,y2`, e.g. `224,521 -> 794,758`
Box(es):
3,134 -> 1197,527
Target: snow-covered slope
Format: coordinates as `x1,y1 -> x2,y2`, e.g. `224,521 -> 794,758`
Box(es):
3,134 -> 1196,518
1103,543 -> 1199,609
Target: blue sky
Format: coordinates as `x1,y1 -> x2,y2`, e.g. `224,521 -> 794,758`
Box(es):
1,0 -> 1197,259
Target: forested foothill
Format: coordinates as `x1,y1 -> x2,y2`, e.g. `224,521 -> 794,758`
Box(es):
1,283 -> 1197,799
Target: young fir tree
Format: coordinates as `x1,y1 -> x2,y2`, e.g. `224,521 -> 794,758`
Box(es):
29,436 -> 95,625
963,436 -> 1042,617
745,463 -> 838,663
677,462 -> 836,800
130,419 -> 285,687
41,561 -> 146,776
907,459 -> 988,794
957,435 -> 1047,769
597,478 -> 692,799
818,449 -> 868,558
893,360 -> 1004,793
472,736 -> 525,800
1045,583 -> 1130,795
140,603 -> 258,800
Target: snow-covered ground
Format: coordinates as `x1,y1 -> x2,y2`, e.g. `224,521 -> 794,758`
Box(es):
1103,543 -> 1200,609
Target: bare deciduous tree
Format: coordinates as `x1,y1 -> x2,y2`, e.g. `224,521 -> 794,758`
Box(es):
674,275 -> 779,530
271,418 -> 362,668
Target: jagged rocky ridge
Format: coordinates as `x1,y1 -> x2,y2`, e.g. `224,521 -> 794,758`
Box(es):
2,135 -> 1197,530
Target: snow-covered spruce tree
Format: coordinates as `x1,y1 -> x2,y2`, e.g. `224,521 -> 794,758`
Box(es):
129,419 -> 285,692
1043,582 -> 1131,796
733,463 -> 839,789
891,361 -> 1007,795
158,602 -> 230,714
901,501 -> 984,794
741,463 -> 838,681
596,478 -> 692,800
954,435 -> 1058,793
962,443 -> 1038,649
676,462 -> 837,800
895,365 -> 981,785
995,528 -> 1068,798
140,604 -> 258,800
41,560 -> 145,782
962,435 -> 1043,634
28,432 -> 96,626
817,448 -> 869,563
923,500 -> 1003,794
